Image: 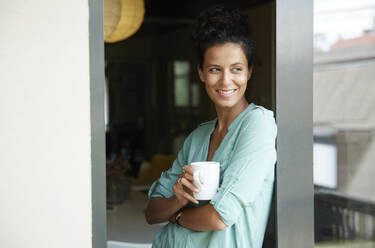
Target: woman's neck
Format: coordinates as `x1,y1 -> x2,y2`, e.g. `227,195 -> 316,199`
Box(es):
215,98 -> 249,133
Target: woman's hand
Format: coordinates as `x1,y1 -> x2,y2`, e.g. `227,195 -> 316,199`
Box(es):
173,166 -> 199,205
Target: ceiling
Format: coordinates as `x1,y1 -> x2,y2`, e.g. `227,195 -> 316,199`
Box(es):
136,0 -> 273,36
145,0 -> 272,19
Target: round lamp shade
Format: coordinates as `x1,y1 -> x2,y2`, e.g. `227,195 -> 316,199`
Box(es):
104,0 -> 145,43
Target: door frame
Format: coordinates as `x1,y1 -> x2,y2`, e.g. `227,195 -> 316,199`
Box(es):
89,0 -> 107,247
275,0 -> 314,247
88,0 -> 315,247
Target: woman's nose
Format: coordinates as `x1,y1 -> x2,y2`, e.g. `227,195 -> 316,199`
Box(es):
219,70 -> 231,86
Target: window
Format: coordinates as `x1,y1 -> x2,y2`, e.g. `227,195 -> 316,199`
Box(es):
313,140 -> 337,189
173,60 -> 200,107
314,0 -> 375,245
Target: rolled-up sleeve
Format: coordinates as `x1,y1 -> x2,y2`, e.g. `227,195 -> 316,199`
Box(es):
210,109 -> 277,227
148,135 -> 192,199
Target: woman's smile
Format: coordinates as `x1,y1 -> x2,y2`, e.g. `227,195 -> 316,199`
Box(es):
216,89 -> 238,97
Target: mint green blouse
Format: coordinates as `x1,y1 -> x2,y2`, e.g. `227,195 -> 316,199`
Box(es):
148,103 -> 277,248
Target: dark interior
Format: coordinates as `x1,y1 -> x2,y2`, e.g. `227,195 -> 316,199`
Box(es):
105,0 -> 275,162
105,1 -> 275,246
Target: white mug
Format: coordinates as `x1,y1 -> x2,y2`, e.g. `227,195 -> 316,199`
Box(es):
190,161 -> 220,200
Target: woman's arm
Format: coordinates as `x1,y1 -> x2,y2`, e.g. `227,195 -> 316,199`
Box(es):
146,166 -> 227,231
145,167 -> 199,224
171,203 -> 227,231
145,195 -> 185,224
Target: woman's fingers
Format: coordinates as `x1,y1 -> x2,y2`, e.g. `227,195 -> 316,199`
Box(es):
173,175 -> 199,204
173,169 -> 202,205
173,185 -> 188,206
180,168 -> 198,191
182,166 -> 194,181
180,177 -> 199,193
182,190 -> 199,204
183,166 -> 204,184
176,184 -> 198,204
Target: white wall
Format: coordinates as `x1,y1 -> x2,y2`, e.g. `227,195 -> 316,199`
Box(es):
0,1 -> 93,247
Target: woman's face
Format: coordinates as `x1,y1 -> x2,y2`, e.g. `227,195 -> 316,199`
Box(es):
198,42 -> 252,110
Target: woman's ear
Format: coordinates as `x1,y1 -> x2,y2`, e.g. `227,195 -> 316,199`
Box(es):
247,66 -> 253,81
197,65 -> 205,83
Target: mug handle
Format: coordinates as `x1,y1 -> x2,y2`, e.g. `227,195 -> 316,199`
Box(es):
193,170 -> 202,192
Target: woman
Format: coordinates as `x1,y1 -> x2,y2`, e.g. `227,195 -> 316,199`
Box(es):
145,5 -> 277,248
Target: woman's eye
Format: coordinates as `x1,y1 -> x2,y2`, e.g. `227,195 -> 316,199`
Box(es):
232,67 -> 242,72
208,68 -> 220,72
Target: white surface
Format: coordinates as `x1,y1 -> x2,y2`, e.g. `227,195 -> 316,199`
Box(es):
107,191 -> 163,244
313,142 -> 337,188
0,1 -> 92,248
107,240 -> 152,248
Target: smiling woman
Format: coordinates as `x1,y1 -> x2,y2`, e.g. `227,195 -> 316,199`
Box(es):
197,43 -> 252,110
144,5 -> 277,248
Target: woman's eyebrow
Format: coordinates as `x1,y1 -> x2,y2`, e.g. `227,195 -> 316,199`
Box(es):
231,62 -> 244,66
206,63 -> 244,67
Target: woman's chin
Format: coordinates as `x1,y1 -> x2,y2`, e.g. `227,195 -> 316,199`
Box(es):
213,100 -> 237,109
211,96 -> 248,110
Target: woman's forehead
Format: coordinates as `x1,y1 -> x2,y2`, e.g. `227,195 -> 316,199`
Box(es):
204,43 -> 248,66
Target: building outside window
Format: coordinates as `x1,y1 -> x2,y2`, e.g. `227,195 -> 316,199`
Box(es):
314,0 -> 375,246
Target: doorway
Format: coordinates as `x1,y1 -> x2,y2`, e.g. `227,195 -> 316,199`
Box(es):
103,0 -> 276,246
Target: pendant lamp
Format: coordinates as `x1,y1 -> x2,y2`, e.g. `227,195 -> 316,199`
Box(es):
104,0 -> 145,43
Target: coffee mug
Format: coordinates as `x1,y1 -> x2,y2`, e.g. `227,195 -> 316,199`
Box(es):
190,161 -> 220,200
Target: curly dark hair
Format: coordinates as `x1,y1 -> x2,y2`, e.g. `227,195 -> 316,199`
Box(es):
193,5 -> 255,69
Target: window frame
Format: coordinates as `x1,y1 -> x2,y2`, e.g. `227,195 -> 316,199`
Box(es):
275,0 -> 314,247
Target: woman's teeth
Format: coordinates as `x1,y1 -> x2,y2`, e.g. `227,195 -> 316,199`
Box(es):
217,89 -> 236,96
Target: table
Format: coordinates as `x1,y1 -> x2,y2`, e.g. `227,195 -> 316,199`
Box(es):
107,190 -> 165,244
